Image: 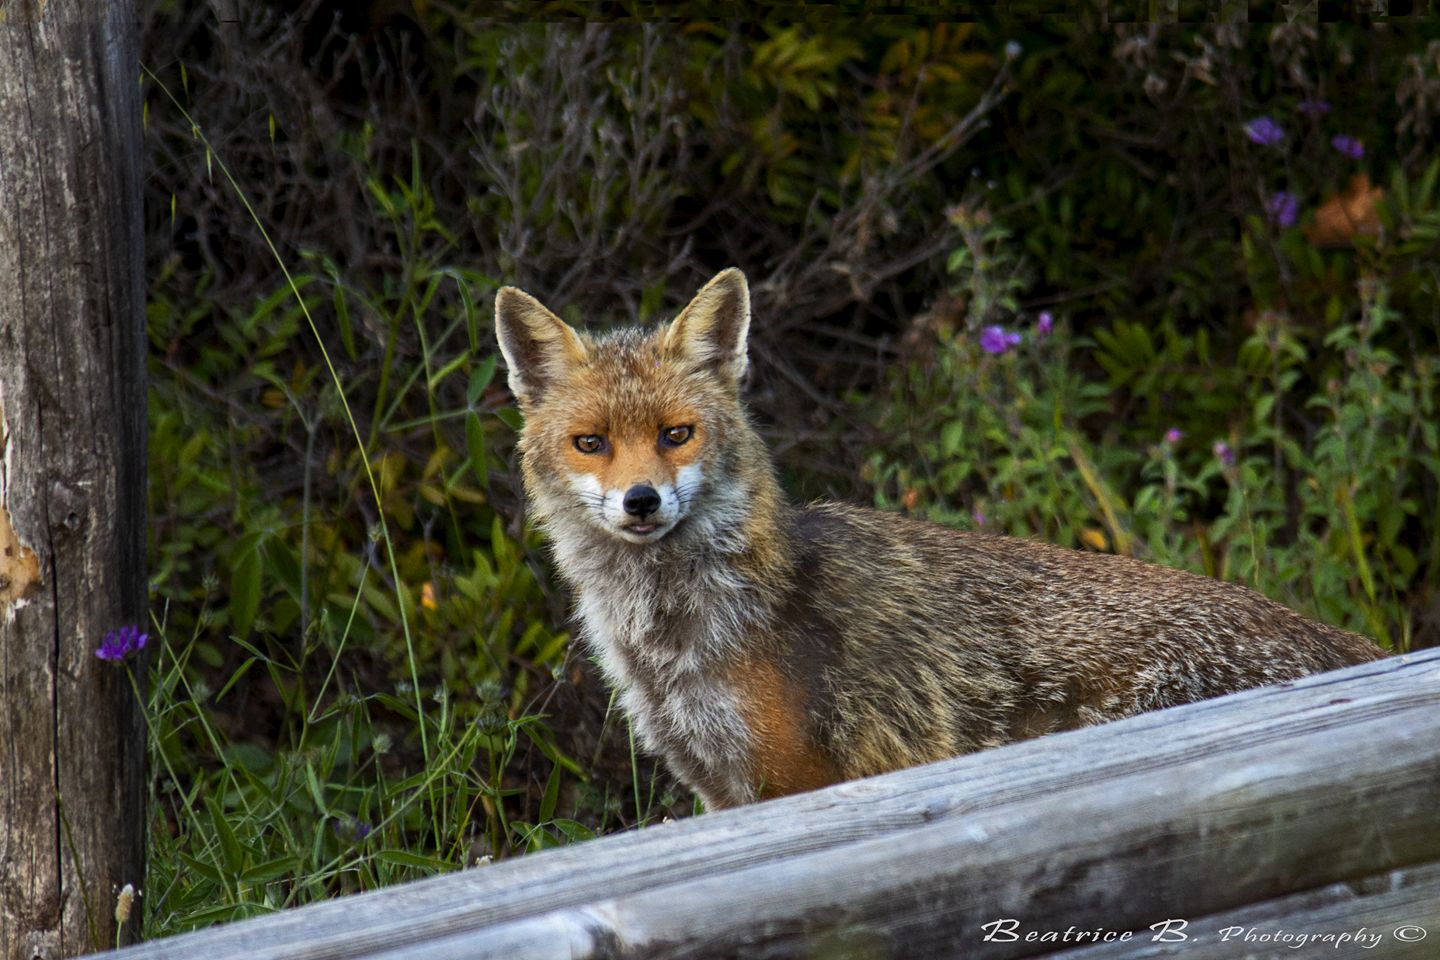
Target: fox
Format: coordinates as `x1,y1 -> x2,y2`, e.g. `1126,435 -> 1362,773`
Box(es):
494,267 -> 1384,811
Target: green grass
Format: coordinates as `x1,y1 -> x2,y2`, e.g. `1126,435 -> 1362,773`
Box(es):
141,77 -> 681,939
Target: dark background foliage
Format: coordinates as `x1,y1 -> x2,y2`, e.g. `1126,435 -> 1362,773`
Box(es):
137,1 -> 1440,935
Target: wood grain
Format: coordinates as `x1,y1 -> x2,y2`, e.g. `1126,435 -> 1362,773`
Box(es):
0,2 -> 148,956
1048,862 -> 1440,959
98,651 -> 1440,959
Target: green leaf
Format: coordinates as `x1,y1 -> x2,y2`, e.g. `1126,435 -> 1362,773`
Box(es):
230,534 -> 264,637
205,796 -> 245,876
305,763 -> 329,816
468,355 -> 498,405
941,419 -> 966,458
551,818 -> 596,843
429,352 -> 469,392
214,657 -> 258,703
1253,393 -> 1276,426
372,849 -> 453,872
1390,543 -> 1418,578
466,413 -> 489,486
240,856 -> 299,885
178,853 -> 223,885
538,762 -> 561,824
333,284 -> 356,361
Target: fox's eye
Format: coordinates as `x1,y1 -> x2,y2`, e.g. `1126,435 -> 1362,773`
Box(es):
660,425 -> 693,447
574,435 -> 605,454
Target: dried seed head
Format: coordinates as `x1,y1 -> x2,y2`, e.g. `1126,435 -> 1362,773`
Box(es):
114,883 -> 137,924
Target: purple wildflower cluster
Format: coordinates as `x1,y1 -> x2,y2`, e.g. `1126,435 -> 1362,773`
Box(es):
980,325 -> 1022,355
1266,191 -> 1299,229
1247,100 -> 1366,232
96,624 -> 148,662
1331,134 -> 1364,160
1213,441 -> 1236,468
1163,428 -> 1184,445
1245,116 -> 1285,147
979,313 -> 1053,355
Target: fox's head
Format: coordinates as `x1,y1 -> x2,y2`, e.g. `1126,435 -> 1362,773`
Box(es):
495,269 -> 764,549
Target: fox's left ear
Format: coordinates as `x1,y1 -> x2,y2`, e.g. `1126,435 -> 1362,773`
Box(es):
665,268 -> 750,384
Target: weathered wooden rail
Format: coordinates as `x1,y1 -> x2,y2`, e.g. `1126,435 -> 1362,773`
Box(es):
100,649 -> 1440,960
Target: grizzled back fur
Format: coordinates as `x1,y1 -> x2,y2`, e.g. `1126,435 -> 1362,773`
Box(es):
496,269 -> 1384,810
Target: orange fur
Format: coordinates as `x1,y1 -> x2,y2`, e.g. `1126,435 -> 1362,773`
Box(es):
728,658 -> 840,798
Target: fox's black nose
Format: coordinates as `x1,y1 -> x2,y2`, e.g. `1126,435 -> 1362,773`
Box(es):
622,484 -> 661,518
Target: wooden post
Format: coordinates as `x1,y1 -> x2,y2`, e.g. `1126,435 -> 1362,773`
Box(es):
0,1 -> 147,957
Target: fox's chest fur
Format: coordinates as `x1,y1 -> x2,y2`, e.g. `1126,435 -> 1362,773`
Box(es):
552,522 -> 766,808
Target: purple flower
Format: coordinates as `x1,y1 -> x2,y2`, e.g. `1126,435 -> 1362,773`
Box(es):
979,325 -> 1022,355
1036,312 -> 1054,336
96,624 -> 147,662
1164,428 -> 1184,445
1213,441 -> 1236,468
331,816 -> 372,842
1244,116 -> 1285,147
972,508 -> 986,526
1265,191 -> 1299,229
1331,135 -> 1364,160
1297,98 -> 1331,119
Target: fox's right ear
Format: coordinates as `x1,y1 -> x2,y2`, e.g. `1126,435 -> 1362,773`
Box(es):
494,287 -> 587,404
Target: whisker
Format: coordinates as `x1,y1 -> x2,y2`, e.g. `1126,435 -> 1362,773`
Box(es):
675,481 -> 702,509
573,492 -> 609,513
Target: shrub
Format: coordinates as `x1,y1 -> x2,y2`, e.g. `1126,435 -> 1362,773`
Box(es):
135,7 -> 1440,937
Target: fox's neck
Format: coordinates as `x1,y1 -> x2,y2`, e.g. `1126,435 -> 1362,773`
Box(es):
545,446 -> 790,808
548,454 -> 791,666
